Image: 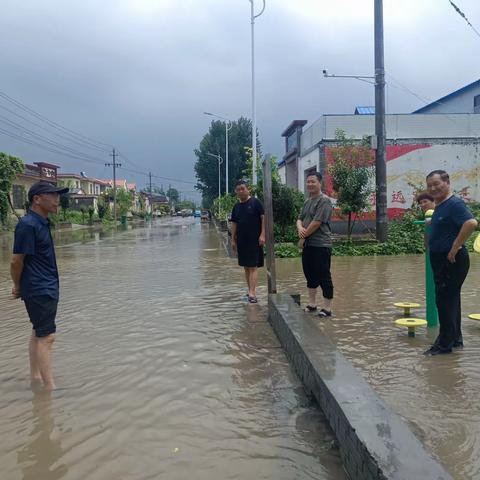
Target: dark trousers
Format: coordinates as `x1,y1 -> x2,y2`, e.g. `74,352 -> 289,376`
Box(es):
302,246 -> 334,299
430,248 -> 470,351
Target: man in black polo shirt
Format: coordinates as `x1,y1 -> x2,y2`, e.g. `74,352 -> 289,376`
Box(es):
423,170 -> 477,356
230,180 -> 265,303
10,181 -> 68,389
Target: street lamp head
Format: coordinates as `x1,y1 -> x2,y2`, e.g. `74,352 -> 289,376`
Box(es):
322,69 -> 328,77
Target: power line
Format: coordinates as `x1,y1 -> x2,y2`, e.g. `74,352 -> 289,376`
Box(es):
0,89 -> 197,189
120,166 -> 197,185
0,101 -> 109,154
0,90 -> 113,152
0,114 -> 107,164
448,0 -> 480,39
0,126 -> 107,164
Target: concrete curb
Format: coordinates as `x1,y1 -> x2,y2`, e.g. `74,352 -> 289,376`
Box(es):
268,293 -> 452,480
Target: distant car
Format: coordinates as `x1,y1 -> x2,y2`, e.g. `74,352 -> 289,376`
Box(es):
201,210 -> 210,222
194,210 -> 201,218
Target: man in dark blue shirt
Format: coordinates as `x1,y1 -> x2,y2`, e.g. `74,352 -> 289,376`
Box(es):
424,170 -> 477,356
10,181 -> 68,389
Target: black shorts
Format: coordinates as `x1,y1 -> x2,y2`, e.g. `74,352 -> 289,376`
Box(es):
24,296 -> 58,337
237,244 -> 264,268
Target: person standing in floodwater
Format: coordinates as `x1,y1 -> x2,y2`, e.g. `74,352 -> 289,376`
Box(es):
424,170 -> 478,356
230,180 -> 265,304
297,172 -> 334,317
10,181 -> 69,389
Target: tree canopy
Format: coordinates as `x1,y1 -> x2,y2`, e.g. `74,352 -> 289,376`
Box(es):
0,152 -> 24,226
329,129 -> 374,240
194,117 -> 260,207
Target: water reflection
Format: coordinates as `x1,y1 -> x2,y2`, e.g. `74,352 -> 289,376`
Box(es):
279,253 -> 480,479
1,219 -> 345,480
17,392 -> 68,480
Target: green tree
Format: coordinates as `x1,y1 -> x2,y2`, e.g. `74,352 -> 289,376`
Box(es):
116,188 -> 133,216
194,117 -> 261,207
59,194 -> 70,221
166,186 -> 179,205
329,129 -> 375,241
243,151 -> 304,239
0,152 -> 24,226
176,200 -> 196,212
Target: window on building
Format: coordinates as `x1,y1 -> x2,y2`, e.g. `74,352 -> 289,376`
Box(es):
286,132 -> 297,152
474,95 -> 480,113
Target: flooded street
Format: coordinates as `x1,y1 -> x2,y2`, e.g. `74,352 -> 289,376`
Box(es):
277,252 -> 480,480
0,219 -> 346,480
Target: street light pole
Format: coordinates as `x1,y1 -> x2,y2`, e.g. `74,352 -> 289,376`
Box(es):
249,0 -> 266,187
374,0 -> 388,242
204,112 -> 233,193
207,152 -> 224,200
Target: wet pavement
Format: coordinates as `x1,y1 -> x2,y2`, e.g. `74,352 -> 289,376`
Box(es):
0,219 -> 346,480
276,252 -> 480,480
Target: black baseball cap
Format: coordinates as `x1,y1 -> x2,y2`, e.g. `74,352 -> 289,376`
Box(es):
28,181 -> 69,202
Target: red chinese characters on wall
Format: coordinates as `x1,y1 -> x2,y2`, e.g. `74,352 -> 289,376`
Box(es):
391,190 -> 406,204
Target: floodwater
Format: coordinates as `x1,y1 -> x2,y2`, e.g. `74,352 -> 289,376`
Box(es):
276,252 -> 480,480
0,219 -> 346,480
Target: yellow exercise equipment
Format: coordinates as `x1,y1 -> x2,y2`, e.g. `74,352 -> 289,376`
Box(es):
395,318 -> 427,337
393,302 -> 421,316
473,234 -> 480,253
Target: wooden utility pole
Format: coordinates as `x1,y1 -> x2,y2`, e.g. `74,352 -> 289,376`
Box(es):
262,154 -> 276,294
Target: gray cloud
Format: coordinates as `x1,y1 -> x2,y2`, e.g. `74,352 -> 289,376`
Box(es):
0,0 -> 479,200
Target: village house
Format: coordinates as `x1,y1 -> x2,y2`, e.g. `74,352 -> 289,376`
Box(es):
57,172 -> 110,212
279,79 -> 480,220
11,162 -> 61,215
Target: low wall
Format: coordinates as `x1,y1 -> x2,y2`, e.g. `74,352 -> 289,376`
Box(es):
268,294 -> 452,480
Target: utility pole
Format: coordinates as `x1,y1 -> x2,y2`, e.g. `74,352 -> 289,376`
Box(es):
262,154 -> 276,294
149,171 -> 153,219
105,148 -> 121,224
375,0 -> 388,242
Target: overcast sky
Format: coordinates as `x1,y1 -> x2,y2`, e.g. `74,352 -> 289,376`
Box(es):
1,0 -> 479,200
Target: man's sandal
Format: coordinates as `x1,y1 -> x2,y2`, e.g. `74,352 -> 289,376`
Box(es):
304,305 -> 317,312
318,309 -> 332,318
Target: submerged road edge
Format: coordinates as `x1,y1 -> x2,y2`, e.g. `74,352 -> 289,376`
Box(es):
268,293 -> 452,480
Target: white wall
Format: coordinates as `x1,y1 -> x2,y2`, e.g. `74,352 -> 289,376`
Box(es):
300,113 -> 480,154
298,148 -> 320,193
416,85 -> 480,114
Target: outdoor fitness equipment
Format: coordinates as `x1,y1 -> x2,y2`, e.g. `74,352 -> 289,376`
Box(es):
395,318 -> 427,337
393,302 -> 421,317
413,210 -> 439,327
474,233 -> 480,253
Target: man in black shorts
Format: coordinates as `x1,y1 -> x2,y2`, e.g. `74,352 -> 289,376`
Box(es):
297,172 -> 334,317
10,181 -> 69,389
230,180 -> 265,303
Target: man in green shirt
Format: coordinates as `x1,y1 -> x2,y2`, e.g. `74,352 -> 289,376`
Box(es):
296,172 -> 334,317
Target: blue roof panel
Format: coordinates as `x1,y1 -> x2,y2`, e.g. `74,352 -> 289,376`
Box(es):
355,106 -> 375,115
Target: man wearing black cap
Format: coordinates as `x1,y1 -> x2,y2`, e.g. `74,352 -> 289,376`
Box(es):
10,180 -> 69,390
